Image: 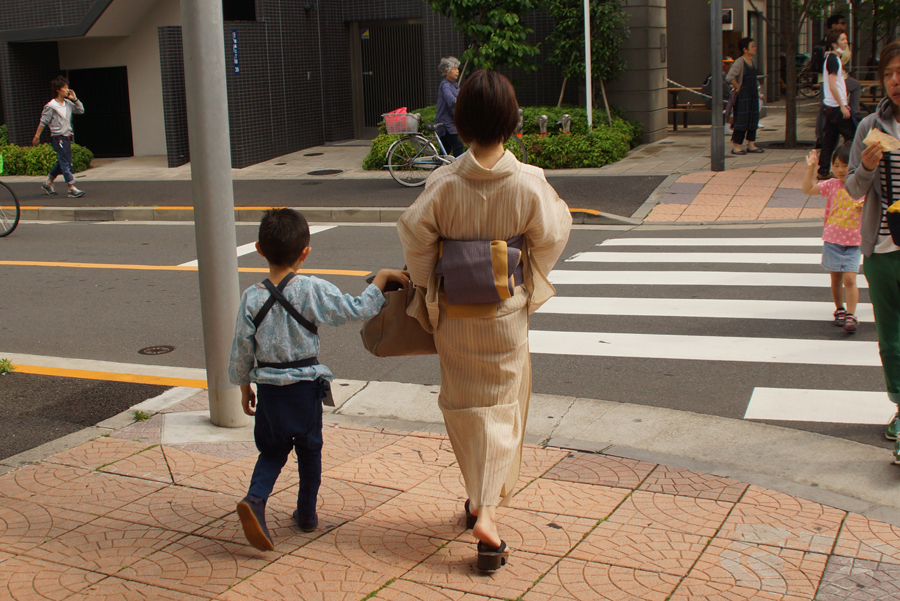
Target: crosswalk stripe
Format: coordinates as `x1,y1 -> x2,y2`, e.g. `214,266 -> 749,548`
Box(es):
538,297 -> 875,322
744,387 -> 895,424
548,270 -> 869,288
179,225 -> 336,267
529,330 -> 880,366
568,252 -> 823,264
600,237 -> 822,247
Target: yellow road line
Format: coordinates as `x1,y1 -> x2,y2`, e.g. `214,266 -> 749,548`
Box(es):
0,261 -> 370,276
569,208 -> 601,215
15,364 -> 207,388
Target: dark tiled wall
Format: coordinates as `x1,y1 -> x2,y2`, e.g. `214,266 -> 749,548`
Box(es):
0,0 -> 95,31
158,26 -> 189,168
0,41 -> 60,146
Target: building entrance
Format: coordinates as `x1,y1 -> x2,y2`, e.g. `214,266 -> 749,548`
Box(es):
67,66 -> 134,157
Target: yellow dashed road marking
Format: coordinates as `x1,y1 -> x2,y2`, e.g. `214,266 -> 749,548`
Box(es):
0,261 -> 370,276
14,364 -> 207,388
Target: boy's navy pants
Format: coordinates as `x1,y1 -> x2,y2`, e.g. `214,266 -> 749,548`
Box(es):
247,380 -> 324,516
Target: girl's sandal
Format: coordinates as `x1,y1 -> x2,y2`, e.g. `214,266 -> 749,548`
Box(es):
464,499 -> 477,530
476,540 -> 510,573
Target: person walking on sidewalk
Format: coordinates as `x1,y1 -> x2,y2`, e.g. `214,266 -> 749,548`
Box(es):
845,40 -> 900,465
726,38 -> 764,155
32,76 -> 85,198
398,70 -> 572,573
436,57 -> 465,158
818,31 -> 858,180
802,145 -> 865,332
228,208 -> 407,550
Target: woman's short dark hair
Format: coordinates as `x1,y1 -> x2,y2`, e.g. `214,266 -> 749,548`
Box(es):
258,208 -> 310,267
51,75 -> 68,95
737,37 -> 753,55
832,144 -> 850,166
826,30 -> 845,49
454,70 -> 518,146
878,40 -> 900,89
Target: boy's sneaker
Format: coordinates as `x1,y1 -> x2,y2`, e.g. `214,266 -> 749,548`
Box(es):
886,411 -> 900,441
41,181 -> 56,195
843,314 -> 858,333
237,495 -> 275,551
833,308 -> 847,326
67,187 -> 85,198
894,440 -> 900,465
292,509 -> 318,532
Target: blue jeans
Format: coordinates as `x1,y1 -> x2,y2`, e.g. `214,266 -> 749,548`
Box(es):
49,136 -> 74,185
247,380 -> 325,515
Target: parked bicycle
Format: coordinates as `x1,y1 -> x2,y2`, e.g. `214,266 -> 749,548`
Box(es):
383,112 -> 527,187
0,181 -> 20,237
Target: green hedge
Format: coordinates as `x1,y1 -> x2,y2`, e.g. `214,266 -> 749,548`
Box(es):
364,104 -> 642,171
0,126 -> 94,176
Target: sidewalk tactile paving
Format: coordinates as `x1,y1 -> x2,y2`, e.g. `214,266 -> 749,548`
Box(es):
671,538 -> 828,600
833,513 -> 900,564
816,555 -> 900,600
403,539 -> 558,599
511,479 -> 629,518
44,437 -> 149,471
104,484 -> 235,533
605,490 -> 733,538
115,534 -> 271,596
23,517 -> 185,576
638,464 -> 748,502
523,558 -> 681,601
0,500 -> 97,554
718,486 -> 845,554
542,452 -> 656,488
0,556 -> 105,601
100,444 -> 174,484
569,520 -> 709,576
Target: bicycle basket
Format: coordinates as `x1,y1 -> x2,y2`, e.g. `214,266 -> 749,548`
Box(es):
383,112 -> 421,135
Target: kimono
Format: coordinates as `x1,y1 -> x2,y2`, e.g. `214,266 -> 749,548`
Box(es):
397,149 -> 572,509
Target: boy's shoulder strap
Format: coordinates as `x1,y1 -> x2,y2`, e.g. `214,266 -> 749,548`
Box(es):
252,272 -> 319,335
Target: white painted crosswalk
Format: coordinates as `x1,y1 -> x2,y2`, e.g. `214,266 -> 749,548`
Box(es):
533,235 -> 886,425
178,225 -> 336,267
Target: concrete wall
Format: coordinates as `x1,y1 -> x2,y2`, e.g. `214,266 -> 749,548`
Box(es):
605,0 -> 667,143
57,0 -> 180,156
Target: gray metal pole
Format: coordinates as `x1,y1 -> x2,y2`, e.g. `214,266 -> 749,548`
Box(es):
180,0 -> 247,427
584,0 -> 592,130
710,0 -> 725,171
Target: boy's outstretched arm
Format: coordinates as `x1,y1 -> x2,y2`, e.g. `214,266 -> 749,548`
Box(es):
802,150 -> 822,196
371,269 -> 410,291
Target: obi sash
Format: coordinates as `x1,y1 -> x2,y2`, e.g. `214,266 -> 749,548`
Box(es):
434,235 -> 525,317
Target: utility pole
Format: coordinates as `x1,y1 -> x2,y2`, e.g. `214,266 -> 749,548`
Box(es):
180,0 -> 247,427
710,0 -> 725,171
584,0 -> 592,131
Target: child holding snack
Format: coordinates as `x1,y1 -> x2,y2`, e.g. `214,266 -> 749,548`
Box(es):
802,144 -> 865,332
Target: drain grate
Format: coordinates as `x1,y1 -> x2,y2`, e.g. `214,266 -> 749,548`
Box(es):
138,345 -> 175,356
307,169 -> 343,176
304,152 -> 324,157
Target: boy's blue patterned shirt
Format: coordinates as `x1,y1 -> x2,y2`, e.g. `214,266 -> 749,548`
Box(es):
229,275 -> 384,386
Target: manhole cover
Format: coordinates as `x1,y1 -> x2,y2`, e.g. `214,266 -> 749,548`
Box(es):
304,152 -> 324,157
138,345 -> 175,356
307,169 -> 343,176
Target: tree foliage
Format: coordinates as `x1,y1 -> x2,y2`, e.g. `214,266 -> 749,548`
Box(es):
428,0 -> 542,72
545,0 -> 629,85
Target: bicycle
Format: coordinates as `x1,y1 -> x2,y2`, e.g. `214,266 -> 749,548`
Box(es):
383,112 -> 527,187
0,181 -> 20,237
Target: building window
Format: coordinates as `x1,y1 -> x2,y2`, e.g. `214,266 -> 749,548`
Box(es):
223,0 -> 256,21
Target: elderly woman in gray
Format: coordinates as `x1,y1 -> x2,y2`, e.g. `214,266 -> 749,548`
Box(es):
436,57 -> 465,157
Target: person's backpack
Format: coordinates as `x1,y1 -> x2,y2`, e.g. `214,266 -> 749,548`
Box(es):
810,44 -> 827,73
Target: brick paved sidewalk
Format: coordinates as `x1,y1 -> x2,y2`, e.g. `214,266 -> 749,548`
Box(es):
645,160 -> 831,223
2,392 -> 899,600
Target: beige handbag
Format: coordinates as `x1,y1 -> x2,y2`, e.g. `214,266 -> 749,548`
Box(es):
360,285 -> 437,357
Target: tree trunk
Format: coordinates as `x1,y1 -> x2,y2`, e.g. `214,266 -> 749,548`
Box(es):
600,79 -> 612,124
557,77 -> 567,107
782,0 -> 798,147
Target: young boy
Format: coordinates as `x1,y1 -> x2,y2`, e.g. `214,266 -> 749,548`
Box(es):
228,208 -> 407,550
32,76 -> 86,198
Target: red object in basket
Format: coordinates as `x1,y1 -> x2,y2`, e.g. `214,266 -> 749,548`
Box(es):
384,107 -> 409,134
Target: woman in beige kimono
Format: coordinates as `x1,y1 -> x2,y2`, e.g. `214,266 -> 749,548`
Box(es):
397,70 -> 572,572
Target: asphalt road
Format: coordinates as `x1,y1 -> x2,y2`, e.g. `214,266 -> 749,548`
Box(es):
7,175 -> 664,218
0,221 -> 891,452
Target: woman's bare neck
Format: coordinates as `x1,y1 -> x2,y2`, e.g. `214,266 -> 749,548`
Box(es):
469,142 -> 506,170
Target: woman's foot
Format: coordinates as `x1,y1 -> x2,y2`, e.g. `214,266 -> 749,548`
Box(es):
731,147 -> 746,155
472,506 -> 501,549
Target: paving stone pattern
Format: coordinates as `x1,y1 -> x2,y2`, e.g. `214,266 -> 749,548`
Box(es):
2,397 -> 900,600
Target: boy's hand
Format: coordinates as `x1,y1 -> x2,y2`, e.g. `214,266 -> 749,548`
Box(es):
372,269 -> 410,291
862,142 -> 883,171
240,385 -> 257,416
805,149 -> 818,167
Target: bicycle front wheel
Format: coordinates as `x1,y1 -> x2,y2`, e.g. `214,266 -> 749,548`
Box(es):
507,136 -> 528,165
387,136 -> 439,187
0,181 -> 20,237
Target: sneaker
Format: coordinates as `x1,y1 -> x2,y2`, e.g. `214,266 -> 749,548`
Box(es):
833,308 -> 847,326
67,187 -> 85,198
894,440 -> 900,465
41,181 -> 56,195
886,411 -> 900,441
292,509 -> 318,532
236,495 -> 275,551
843,314 -> 858,333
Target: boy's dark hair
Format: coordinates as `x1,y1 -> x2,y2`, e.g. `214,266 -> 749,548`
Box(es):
454,70 -> 518,146
51,75 -> 68,95
832,144 -> 850,166
737,37 -> 753,55
879,40 -> 900,88
826,30 -> 845,50
827,14 -> 845,30
258,208 -> 310,267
